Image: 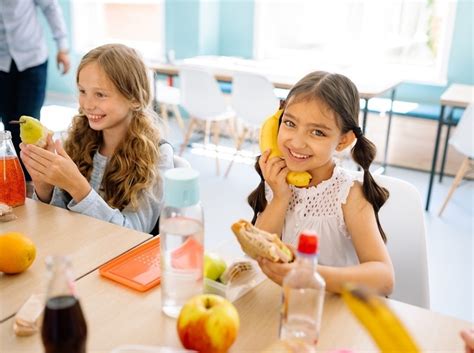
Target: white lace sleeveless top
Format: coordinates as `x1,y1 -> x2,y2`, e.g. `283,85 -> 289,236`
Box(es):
265,166 -> 360,267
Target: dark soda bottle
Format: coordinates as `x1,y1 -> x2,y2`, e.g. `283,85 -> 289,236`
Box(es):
41,256 -> 87,353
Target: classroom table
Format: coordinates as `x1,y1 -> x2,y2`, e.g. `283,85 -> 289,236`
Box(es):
425,83 -> 474,211
150,56 -> 401,170
0,199 -> 152,322
1,271 -> 470,352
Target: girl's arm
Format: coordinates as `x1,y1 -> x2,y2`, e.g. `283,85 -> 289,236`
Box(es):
258,182 -> 394,296
66,143 -> 174,233
318,181 -> 394,295
254,150 -> 291,236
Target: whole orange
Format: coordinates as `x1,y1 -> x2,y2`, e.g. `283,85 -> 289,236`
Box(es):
0,232 -> 36,274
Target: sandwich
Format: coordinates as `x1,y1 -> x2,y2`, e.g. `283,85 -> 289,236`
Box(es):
231,219 -> 294,263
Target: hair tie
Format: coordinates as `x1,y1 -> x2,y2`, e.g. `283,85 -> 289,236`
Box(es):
353,126 -> 363,138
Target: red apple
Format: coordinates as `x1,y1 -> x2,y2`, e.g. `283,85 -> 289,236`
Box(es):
177,294 -> 239,353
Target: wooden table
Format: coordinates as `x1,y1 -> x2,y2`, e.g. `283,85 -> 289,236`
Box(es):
0,199 -> 151,322
150,56 -> 399,97
150,56 -> 400,170
2,271 -> 470,352
425,84 -> 474,211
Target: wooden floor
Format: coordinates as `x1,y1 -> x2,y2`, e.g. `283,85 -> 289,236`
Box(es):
363,112 -> 468,177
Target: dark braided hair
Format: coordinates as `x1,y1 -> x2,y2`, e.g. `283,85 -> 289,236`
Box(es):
247,71 -> 389,242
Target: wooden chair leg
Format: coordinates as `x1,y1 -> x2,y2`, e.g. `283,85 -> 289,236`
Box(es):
160,103 -> 169,133
226,117 -> 239,145
172,105 -> 186,132
225,127 -> 248,178
212,121 -> 221,175
438,156 -> 471,216
204,120 -> 212,146
180,118 -> 197,156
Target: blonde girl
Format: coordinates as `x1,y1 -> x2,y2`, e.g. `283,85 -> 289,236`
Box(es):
20,44 -> 173,233
248,71 -> 394,295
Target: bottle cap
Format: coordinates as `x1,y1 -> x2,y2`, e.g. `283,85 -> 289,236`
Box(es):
297,230 -> 318,255
163,168 -> 200,208
0,130 -> 12,141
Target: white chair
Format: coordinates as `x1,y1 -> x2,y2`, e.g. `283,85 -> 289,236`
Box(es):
179,67 -> 236,175
173,154 -> 191,169
438,104 -> 473,216
148,69 -> 185,133
225,72 -> 279,177
349,172 -> 430,308
375,174 -> 430,308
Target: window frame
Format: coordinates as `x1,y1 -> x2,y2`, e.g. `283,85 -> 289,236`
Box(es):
252,0 -> 458,85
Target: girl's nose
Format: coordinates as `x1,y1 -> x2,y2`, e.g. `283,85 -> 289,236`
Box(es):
288,131 -> 307,149
82,96 -> 96,111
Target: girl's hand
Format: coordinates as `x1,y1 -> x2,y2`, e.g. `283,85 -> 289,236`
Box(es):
20,140 -> 91,202
257,256 -> 297,286
259,149 -> 291,201
20,141 -> 54,201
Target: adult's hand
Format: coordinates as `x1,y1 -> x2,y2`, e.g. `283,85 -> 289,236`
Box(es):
57,50 -> 71,74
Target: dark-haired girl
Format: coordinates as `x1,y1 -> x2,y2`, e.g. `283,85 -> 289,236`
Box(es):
248,71 -> 394,295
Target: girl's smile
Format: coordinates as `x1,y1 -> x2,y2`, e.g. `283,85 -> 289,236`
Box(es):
285,147 -> 312,162
86,113 -> 106,123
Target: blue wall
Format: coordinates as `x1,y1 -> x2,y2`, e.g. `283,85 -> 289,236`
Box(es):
217,0 -> 254,58
46,0 -> 473,106
40,0 -> 75,95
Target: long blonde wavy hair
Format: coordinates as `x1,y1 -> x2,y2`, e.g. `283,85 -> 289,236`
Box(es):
65,43 -> 161,211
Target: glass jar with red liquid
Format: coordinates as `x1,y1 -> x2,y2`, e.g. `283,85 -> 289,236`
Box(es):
41,256 -> 87,353
0,130 -> 26,207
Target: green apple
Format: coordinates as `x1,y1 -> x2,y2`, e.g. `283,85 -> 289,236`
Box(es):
204,253 -> 227,281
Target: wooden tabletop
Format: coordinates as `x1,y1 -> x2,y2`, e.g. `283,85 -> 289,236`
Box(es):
149,56 -> 401,100
0,199 -> 151,322
1,271 -> 470,352
440,84 -> 474,108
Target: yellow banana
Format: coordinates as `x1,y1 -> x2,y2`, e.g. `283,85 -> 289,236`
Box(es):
342,285 -> 420,353
259,109 -> 312,187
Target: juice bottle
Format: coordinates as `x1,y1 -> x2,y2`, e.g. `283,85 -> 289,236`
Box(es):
0,130 -> 26,207
41,256 -> 87,353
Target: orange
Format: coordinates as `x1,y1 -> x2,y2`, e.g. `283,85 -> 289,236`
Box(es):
0,232 -> 36,274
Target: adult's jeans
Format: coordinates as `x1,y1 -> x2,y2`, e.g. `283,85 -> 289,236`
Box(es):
0,60 -> 48,181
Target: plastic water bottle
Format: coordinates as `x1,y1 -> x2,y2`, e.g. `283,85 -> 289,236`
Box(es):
280,231 -> 325,345
160,168 -> 204,318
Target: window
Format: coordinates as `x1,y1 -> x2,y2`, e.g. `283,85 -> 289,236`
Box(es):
254,0 -> 457,83
71,0 -> 165,61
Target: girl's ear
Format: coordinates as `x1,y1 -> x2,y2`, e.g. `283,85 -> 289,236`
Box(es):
336,130 -> 356,151
130,99 -> 141,111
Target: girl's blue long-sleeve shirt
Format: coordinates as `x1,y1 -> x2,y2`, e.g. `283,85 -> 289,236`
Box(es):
34,143 -> 174,233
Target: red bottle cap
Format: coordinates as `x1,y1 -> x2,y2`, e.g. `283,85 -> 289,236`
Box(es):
297,231 -> 318,255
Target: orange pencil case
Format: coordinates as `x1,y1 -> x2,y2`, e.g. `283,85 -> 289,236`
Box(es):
99,237 -> 161,292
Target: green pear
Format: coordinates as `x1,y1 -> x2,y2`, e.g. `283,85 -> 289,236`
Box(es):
12,116 -> 52,148
204,253 -> 227,281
